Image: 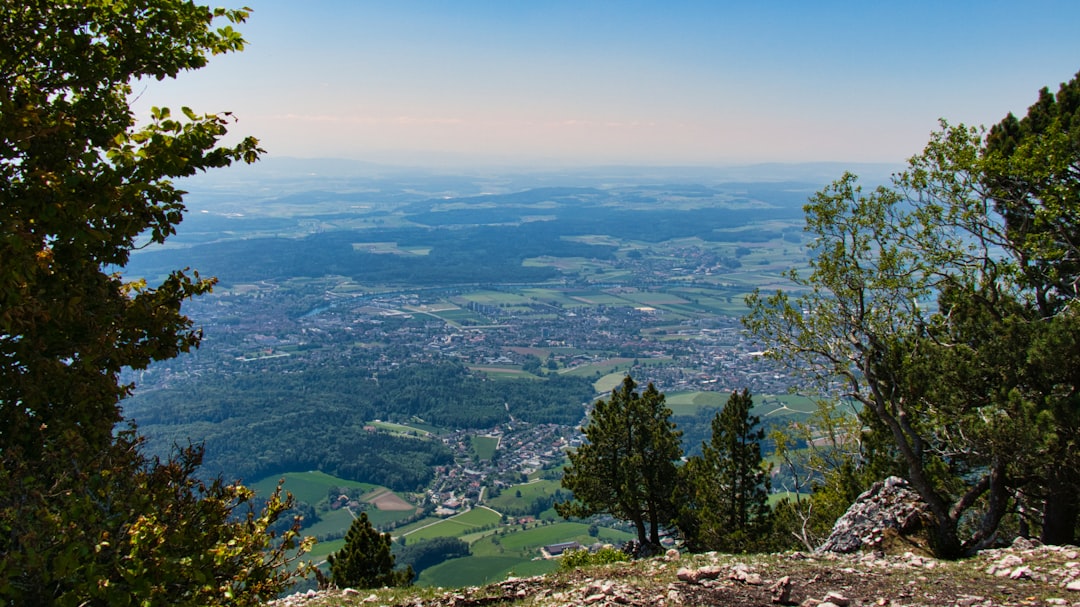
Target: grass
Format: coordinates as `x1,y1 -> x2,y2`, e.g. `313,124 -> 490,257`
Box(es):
485,479 -> 563,513
417,555 -> 554,588
665,391 -> 728,415
475,522 -> 631,555
471,435 -> 499,461
303,507 -> 356,539
412,521 -> 631,588
401,507 -> 503,544
369,420 -> 433,437
250,470 -> 377,505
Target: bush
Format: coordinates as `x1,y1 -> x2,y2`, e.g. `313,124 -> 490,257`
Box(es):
559,546 -> 631,571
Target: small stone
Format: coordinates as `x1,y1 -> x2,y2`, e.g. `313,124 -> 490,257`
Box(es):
997,554 -> 1024,567
342,588 -> 360,596
1009,565 -> 1033,580
1066,579 -> 1080,591
584,593 -> 606,604
665,548 -> 681,561
824,591 -> 851,607
682,565 -> 723,583
770,575 -> 793,605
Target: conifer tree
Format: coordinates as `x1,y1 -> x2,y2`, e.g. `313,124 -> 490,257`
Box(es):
556,376 -> 682,550
328,512 -> 413,589
676,389 -> 772,553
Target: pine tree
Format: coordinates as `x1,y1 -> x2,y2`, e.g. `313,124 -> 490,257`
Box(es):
676,389 -> 772,553
328,512 -> 413,589
556,376 -> 682,550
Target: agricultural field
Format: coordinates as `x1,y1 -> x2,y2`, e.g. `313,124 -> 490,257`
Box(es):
470,435 -> 500,461
485,479 -> 563,514
400,507 -> 503,545
251,471 -> 377,506
664,391 -> 729,415
417,521 -> 634,587
250,471 -> 420,535
368,420 -> 435,438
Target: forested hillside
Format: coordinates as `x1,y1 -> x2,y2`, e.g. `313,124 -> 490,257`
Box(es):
125,361 -> 595,489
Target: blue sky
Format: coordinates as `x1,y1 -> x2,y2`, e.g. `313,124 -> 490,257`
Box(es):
138,1 -> 1080,168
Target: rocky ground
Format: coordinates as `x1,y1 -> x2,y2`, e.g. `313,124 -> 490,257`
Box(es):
272,540 -> 1080,607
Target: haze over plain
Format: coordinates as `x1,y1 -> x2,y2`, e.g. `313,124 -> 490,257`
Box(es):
134,1 -> 1080,169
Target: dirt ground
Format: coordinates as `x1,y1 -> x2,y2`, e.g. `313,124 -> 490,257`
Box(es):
278,542 -> 1080,607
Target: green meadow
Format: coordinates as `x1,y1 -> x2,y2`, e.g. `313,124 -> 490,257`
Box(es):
470,434 -> 500,461
400,507 -> 502,545
250,470 -> 377,506
417,521 -> 633,587
485,479 -> 563,514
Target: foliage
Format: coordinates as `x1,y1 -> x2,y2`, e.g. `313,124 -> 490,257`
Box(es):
558,546 -> 630,571
744,70 -> 1080,557
0,1 -> 313,603
328,513 -> 412,590
556,376 -> 682,549
0,430 -> 312,606
675,390 -> 772,553
766,398 -> 879,551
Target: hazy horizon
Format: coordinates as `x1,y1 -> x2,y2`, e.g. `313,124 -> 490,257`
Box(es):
136,1 -> 1080,169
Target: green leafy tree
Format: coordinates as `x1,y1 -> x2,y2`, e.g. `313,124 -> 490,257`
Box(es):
556,376 -> 682,550
676,389 -> 772,553
327,513 -> 412,589
0,1 -> 310,604
766,398 -> 879,551
744,71 -> 1080,557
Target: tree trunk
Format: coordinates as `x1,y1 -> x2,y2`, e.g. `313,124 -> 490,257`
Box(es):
633,517 -> 648,547
1041,477 -> 1079,545
929,517 -> 964,560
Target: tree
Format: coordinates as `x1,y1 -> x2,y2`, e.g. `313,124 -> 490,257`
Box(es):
0,2 -> 308,604
327,513 -> 412,589
981,72 -> 1080,544
676,389 -> 772,553
744,71 -> 1080,557
556,376 -> 682,550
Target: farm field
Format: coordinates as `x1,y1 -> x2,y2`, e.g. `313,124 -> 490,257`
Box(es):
471,435 -> 500,461
251,471 -> 420,535
251,471 -> 377,506
417,555 -> 557,588
369,420 -> 435,437
485,479 -> 563,514
400,507 -> 503,545
417,521 -> 633,588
